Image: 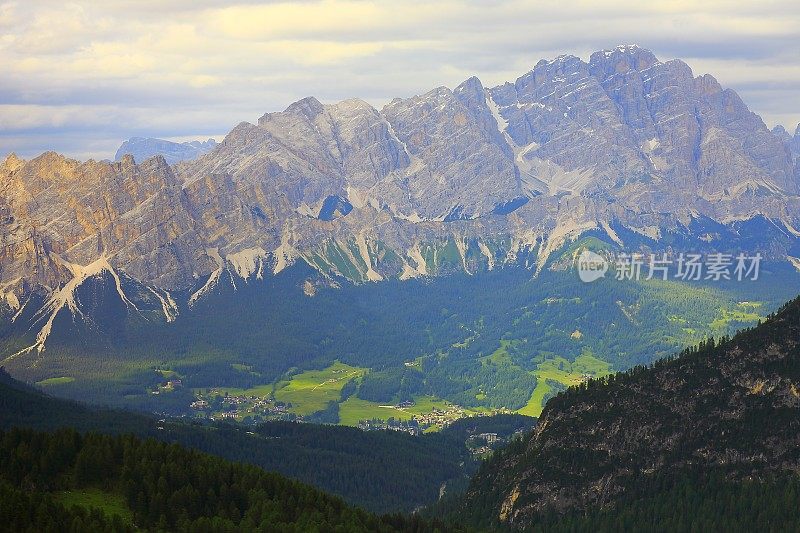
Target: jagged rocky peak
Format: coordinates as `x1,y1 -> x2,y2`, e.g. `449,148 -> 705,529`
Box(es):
279,95 -> 326,119
454,75 -> 514,158
772,124 -> 790,139
518,54 -> 588,90
382,83 -> 521,219
489,49 -> 647,196
2,153 -> 24,173
489,44 -> 797,198
1,46 -> 799,315
256,95 -> 407,181
252,95 -> 411,205
774,124 -> 800,158
794,124 -> 800,157
693,72 -> 724,96
454,75 -> 485,99
0,152 -> 205,292
589,43 -> 660,74
211,121 -> 260,148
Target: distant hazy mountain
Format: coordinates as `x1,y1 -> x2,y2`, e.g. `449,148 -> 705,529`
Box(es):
114,136 -> 217,165
772,123 -> 800,159
1,44 -> 800,355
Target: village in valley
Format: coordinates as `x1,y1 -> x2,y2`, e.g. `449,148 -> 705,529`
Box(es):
188,390 -> 299,423
150,361 -> 516,436
186,387 -> 513,434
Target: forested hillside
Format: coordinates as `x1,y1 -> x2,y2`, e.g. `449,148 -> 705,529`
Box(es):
0,368 -> 532,514
7,256 -> 797,425
0,427 -> 450,532
454,295 -> 800,530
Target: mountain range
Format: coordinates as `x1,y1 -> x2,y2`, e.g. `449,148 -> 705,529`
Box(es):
2,44 -> 800,395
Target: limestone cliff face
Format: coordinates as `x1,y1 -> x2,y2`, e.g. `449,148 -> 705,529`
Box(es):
1,46 -> 799,333
489,45 -> 795,200
0,152 -> 206,296
381,83 -> 521,220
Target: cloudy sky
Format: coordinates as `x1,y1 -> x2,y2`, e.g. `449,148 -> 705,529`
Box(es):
1,0 -> 798,160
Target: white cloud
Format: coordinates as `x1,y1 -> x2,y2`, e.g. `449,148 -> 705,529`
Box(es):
1,0 -> 799,159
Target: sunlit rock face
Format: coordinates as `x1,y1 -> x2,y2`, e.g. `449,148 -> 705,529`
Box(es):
0,152 -> 207,294
488,45 -> 794,200
2,45 -> 799,324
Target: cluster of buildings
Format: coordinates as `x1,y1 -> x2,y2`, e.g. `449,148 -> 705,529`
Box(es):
152,378 -> 183,395
189,390 -> 293,421
466,432 -> 504,456
411,404 -> 511,429
358,418 -> 421,435
188,388 -> 515,434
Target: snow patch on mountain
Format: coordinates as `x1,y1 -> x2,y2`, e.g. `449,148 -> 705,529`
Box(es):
227,247 -> 267,280
4,255 -> 140,359
147,286 -> 178,322
189,248 -> 224,306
